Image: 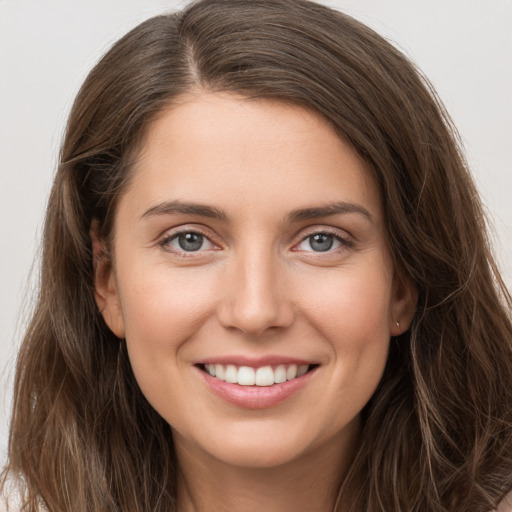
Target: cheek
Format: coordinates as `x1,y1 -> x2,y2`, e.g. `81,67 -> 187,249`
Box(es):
116,264 -> 222,423
299,267 -> 393,417
296,262 -> 393,404
117,264 -> 219,367
297,264 -> 393,347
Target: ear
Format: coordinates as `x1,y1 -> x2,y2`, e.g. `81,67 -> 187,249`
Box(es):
389,270 -> 417,336
90,221 -> 125,339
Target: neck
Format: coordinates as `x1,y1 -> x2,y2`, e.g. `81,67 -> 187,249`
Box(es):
174,421 -> 360,512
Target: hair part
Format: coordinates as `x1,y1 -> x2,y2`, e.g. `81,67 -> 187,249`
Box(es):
3,1 -> 512,511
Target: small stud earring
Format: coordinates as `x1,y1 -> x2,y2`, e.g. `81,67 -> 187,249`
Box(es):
396,321 -> 400,328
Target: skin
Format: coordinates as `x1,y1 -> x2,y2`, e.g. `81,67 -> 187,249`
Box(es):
94,92 -> 416,512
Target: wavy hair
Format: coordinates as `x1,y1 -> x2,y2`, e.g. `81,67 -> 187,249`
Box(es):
3,1 -> 512,510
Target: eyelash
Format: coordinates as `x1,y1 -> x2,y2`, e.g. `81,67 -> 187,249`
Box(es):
158,226 -> 354,256
294,227 -> 354,254
158,227 -> 218,256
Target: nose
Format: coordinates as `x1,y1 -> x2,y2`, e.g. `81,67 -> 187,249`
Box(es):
216,247 -> 294,337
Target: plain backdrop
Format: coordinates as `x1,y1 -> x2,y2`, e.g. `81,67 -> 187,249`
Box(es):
1,0 -> 511,464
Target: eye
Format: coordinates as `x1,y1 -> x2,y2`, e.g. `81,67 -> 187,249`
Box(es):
161,230 -> 217,253
295,231 -> 351,253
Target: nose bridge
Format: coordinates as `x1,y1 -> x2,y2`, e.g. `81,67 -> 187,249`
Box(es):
218,240 -> 292,335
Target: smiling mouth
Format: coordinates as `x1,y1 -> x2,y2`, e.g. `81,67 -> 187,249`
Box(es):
199,363 -> 317,387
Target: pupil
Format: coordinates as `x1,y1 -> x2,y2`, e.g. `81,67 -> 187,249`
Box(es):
310,233 -> 333,252
178,232 -> 203,251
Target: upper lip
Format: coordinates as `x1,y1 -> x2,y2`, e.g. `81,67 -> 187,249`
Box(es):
196,355 -> 317,367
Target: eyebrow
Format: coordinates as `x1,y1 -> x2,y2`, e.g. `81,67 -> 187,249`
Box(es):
286,201 -> 373,223
140,200 -> 372,224
140,200 -> 229,221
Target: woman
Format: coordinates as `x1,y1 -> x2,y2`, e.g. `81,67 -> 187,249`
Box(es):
2,0 -> 511,510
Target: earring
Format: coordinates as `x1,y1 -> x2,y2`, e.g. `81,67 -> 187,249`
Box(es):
395,321 -> 400,328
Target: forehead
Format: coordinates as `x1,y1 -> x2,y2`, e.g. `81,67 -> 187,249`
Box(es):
121,92 -> 382,222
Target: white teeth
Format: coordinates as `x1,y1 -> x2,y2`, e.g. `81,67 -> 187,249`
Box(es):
215,364 -> 225,380
224,364 -> 238,383
204,363 -> 312,386
255,366 -> 274,386
238,366 -> 255,385
274,364 -> 287,384
286,364 -> 297,380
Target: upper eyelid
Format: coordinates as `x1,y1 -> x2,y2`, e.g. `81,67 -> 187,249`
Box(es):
295,225 -> 353,242
159,224 -> 215,241
299,225 -> 348,236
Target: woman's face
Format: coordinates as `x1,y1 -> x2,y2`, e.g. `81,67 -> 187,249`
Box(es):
95,92 -> 415,470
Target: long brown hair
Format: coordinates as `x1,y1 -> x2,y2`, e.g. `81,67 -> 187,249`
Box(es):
3,1 -> 512,510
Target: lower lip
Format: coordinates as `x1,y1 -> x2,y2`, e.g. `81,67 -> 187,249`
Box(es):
197,366 -> 317,409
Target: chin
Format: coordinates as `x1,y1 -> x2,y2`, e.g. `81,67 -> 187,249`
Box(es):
175,415 -> 359,471
218,440 -> 307,469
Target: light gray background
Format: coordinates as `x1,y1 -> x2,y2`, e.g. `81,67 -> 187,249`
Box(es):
1,0 -> 511,464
